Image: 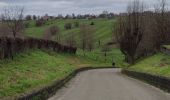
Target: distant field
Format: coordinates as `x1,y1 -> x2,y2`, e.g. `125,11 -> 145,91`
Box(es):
24,19 -> 115,46
0,49 -> 111,99
24,18 -> 122,66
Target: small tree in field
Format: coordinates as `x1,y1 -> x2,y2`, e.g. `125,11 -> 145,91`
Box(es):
64,23 -> 72,30
43,25 -> 60,42
1,6 -> 25,38
33,15 -> 37,20
65,32 -> 76,47
90,22 -> 94,25
25,15 -> 32,20
35,19 -> 45,27
74,22 -> 79,28
80,24 -> 96,51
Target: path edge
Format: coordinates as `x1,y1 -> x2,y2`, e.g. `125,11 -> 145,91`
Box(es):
122,69 -> 170,93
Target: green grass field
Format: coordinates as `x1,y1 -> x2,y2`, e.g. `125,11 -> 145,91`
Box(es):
24,19 -> 115,46
24,18 -> 125,66
128,53 -> 170,77
0,49 -> 111,99
77,48 -> 127,68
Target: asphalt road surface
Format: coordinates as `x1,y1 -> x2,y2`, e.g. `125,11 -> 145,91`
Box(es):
49,69 -> 170,100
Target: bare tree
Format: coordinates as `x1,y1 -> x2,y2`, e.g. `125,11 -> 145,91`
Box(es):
114,0 -> 145,64
43,25 -> 60,42
65,32 -> 76,47
1,6 -> 24,38
80,24 -> 96,51
154,0 -> 169,49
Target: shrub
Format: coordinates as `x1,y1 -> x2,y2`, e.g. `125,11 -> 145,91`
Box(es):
74,22 -> 79,28
80,24 -> 96,51
25,15 -> 32,20
24,22 -> 30,28
64,23 -> 72,30
49,26 -> 60,36
90,22 -> 94,25
43,25 -> 60,41
65,32 -> 76,47
36,19 -> 45,27
33,15 -> 37,20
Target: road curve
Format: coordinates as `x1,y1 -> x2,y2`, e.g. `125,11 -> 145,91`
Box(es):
49,69 -> 170,100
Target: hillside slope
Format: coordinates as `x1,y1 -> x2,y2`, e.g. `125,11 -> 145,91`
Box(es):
0,49 -> 110,99
24,19 -> 115,45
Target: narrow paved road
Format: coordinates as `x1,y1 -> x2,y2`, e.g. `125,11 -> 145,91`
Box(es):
49,69 -> 170,100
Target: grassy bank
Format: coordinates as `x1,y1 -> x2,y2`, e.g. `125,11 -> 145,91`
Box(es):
128,53 -> 170,78
0,49 -> 110,99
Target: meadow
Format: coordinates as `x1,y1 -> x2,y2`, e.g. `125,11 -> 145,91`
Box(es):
24,18 -> 115,45
24,18 -> 125,67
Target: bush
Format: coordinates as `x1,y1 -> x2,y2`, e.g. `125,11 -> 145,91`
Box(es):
80,24 -> 96,51
25,15 -> 32,20
74,22 -> 79,28
90,22 -> 94,25
24,22 -> 30,28
101,45 -> 111,52
64,23 -> 72,30
36,19 -> 45,27
43,25 -> 60,41
49,26 -> 60,36
65,32 -> 76,47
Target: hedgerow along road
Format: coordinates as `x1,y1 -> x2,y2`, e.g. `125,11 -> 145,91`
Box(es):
49,69 -> 170,100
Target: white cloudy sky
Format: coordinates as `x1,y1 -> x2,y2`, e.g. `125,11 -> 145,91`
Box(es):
0,0 -> 169,16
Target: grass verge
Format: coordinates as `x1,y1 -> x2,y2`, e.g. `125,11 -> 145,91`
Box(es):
0,49 -> 110,99
128,53 -> 170,78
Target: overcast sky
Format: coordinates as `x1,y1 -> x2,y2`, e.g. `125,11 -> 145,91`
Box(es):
0,0 -> 170,16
